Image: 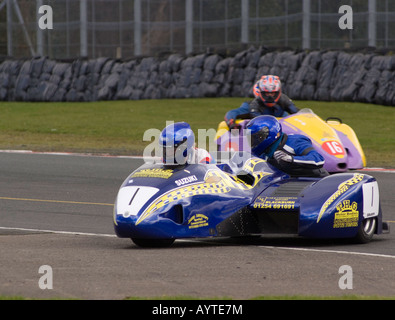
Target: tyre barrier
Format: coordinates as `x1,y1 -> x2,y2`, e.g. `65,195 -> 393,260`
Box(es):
1,47 -> 395,105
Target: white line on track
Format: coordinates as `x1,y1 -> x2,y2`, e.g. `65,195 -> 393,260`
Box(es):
0,149 -> 145,159
258,245 -> 395,260
1,226 -> 394,260
0,226 -> 116,238
1,149 -> 395,172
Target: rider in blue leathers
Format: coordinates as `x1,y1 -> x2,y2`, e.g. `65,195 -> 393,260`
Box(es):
246,115 -> 328,177
225,75 -> 299,130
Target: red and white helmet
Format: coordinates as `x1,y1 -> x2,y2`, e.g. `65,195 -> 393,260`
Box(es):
253,75 -> 282,107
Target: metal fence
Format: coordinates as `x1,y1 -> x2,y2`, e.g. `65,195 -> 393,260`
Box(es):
1,0 -> 395,60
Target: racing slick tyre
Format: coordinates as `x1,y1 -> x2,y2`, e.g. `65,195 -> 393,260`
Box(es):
354,218 -> 376,244
131,238 -> 175,248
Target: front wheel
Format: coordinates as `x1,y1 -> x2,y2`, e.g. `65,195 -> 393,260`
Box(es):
354,218 -> 376,244
131,238 -> 175,248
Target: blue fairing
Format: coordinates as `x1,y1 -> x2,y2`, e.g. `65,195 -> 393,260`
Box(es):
298,173 -> 377,238
114,153 -> 384,242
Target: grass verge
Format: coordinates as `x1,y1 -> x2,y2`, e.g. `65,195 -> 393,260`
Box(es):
0,98 -> 394,167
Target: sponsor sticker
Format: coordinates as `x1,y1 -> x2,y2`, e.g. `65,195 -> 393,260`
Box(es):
175,175 -> 198,186
253,196 -> 297,210
317,173 -> 364,223
333,200 -> 359,228
131,168 -> 173,179
188,214 -> 209,229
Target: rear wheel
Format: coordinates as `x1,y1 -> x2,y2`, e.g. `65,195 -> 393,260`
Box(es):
354,218 -> 376,244
131,238 -> 175,248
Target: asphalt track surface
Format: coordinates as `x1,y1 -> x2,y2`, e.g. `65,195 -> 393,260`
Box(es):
0,151 -> 394,300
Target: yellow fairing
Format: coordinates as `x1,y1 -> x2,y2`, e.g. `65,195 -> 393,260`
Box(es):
282,109 -> 366,165
215,119 -> 245,140
215,109 -> 366,167
215,121 -> 230,140
283,112 -> 332,139
282,111 -> 345,157
326,120 -> 367,167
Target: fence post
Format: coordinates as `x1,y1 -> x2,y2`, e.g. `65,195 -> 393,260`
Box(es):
80,0 -> 88,57
185,0 -> 193,54
6,0 -> 13,56
368,0 -> 376,47
12,0 -> 36,56
302,0 -> 311,49
36,0 -> 43,56
241,0 -> 249,44
134,0 -> 142,56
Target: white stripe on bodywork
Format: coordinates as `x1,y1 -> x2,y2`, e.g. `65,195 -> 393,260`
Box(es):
293,158 -> 325,166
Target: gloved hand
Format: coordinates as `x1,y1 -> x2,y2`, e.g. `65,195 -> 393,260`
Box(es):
273,150 -> 293,163
226,119 -> 240,131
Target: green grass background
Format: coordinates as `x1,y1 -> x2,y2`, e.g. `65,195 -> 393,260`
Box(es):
0,98 -> 394,167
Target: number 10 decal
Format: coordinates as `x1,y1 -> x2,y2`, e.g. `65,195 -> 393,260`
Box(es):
362,181 -> 379,218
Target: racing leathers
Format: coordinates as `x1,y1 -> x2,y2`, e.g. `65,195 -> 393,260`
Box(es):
259,133 -> 328,177
188,147 -> 215,164
225,94 -> 299,129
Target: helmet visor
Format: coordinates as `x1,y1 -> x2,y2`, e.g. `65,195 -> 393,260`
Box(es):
162,138 -> 188,165
249,127 -> 269,149
260,91 -> 280,105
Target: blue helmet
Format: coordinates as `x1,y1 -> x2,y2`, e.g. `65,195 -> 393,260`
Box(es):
159,122 -> 195,165
246,115 -> 282,156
